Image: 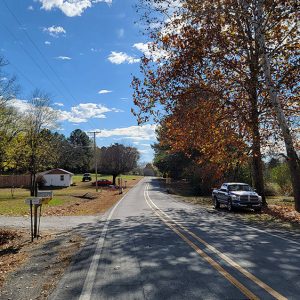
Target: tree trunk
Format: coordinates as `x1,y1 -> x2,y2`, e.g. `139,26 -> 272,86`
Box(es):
255,0 -> 300,211
250,102 -> 266,206
30,172 -> 37,197
112,174 -> 117,186
247,37 -> 266,206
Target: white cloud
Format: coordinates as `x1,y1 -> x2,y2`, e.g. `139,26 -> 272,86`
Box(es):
117,28 -> 124,38
10,99 -> 120,124
133,42 -> 168,61
58,102 -> 120,123
111,107 -> 123,113
45,41 -> 51,45
39,0 -> 112,17
56,56 -> 72,60
98,89 -> 112,94
28,5 -> 34,10
91,47 -> 101,52
108,51 -> 140,64
9,99 -> 31,113
43,26 -> 66,37
94,124 -> 157,141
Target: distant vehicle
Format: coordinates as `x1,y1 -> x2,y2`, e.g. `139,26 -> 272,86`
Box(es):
212,183 -> 262,212
92,179 -> 112,186
82,173 -> 92,182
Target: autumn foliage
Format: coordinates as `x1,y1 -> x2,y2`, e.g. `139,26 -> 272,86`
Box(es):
132,0 -> 299,209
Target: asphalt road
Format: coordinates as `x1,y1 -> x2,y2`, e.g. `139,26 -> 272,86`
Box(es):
49,177 -> 300,300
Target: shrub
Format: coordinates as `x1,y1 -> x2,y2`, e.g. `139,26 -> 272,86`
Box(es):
264,182 -> 280,196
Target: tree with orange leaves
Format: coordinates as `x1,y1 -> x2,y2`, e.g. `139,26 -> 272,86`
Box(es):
132,0 -> 299,209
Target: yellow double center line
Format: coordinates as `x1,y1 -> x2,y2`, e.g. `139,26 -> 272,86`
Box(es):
144,183 -> 287,300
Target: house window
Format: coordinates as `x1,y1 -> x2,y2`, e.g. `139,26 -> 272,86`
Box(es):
60,175 -> 64,181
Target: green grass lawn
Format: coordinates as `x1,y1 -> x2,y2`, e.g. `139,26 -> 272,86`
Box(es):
266,196 -> 294,206
0,174 -> 142,216
72,174 -> 138,183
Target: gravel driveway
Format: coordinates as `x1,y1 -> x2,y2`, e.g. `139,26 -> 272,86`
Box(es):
0,215 -> 102,230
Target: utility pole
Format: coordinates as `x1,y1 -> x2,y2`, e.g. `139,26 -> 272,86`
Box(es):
88,131 -> 101,192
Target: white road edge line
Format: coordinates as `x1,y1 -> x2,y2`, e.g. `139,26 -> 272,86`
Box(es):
243,224 -> 300,246
79,184 -> 136,300
156,186 -> 300,246
145,184 -> 288,300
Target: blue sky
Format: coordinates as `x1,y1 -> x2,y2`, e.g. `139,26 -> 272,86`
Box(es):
0,0 -> 156,162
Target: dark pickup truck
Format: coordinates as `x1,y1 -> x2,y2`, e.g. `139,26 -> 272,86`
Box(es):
212,182 -> 262,212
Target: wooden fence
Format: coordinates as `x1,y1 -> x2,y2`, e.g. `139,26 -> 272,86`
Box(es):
0,175 -> 31,188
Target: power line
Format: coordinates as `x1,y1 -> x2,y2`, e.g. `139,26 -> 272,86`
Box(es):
2,0 -> 79,104
8,61 -> 36,89
1,0 -> 104,131
0,21 -> 68,99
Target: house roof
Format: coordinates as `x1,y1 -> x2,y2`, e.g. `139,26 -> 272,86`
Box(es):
41,168 -> 74,176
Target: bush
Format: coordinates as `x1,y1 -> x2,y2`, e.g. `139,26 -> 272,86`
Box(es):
269,163 -> 293,196
264,182 -> 280,196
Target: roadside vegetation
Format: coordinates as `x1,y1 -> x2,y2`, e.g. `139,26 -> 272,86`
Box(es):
0,175 -> 142,216
1,57 -> 141,198
132,0 -> 300,211
163,178 -> 300,230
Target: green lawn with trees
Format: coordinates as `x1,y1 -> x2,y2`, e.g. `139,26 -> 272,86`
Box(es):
0,55 -> 141,202
0,174 -> 141,216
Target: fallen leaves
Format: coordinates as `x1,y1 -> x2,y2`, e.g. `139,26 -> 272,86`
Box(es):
265,205 -> 300,224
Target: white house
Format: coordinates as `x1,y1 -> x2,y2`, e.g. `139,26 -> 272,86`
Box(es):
39,169 -> 74,187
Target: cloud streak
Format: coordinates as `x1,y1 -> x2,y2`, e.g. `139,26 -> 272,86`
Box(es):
56,56 -> 72,60
98,89 -> 112,94
58,102 -> 122,123
43,25 -> 66,37
108,51 -> 140,64
95,124 -> 157,141
39,0 -> 112,17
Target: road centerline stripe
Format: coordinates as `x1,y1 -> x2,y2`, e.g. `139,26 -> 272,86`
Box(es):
144,185 -> 259,300
145,183 -> 287,300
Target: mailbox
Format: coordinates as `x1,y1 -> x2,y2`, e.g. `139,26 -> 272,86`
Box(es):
25,197 -> 50,205
25,193 -> 52,241
37,191 -> 53,200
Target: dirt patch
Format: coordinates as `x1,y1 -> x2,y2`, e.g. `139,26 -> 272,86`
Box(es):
43,178 -> 141,216
0,228 -> 83,300
43,189 -> 121,216
0,178 -> 142,297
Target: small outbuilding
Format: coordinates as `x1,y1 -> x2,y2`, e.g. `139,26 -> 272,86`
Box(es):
39,168 -> 74,187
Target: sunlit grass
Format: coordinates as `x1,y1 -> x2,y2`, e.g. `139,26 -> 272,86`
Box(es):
0,175 -> 142,216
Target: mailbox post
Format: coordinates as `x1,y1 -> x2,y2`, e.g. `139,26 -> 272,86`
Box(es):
25,191 -> 52,241
118,178 -> 123,194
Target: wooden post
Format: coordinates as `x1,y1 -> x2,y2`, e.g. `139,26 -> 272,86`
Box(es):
33,204 -> 38,238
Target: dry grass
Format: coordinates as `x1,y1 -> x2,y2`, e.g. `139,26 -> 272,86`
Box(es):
0,176 -> 142,216
0,176 -> 142,291
163,178 -> 300,230
0,229 -> 57,288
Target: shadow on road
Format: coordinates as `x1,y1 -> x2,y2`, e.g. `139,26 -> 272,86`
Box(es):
47,177 -> 300,299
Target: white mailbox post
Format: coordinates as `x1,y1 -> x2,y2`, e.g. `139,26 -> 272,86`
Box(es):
25,192 -> 52,241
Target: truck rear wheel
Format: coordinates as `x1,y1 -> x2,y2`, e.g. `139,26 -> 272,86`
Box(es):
213,197 -> 220,209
